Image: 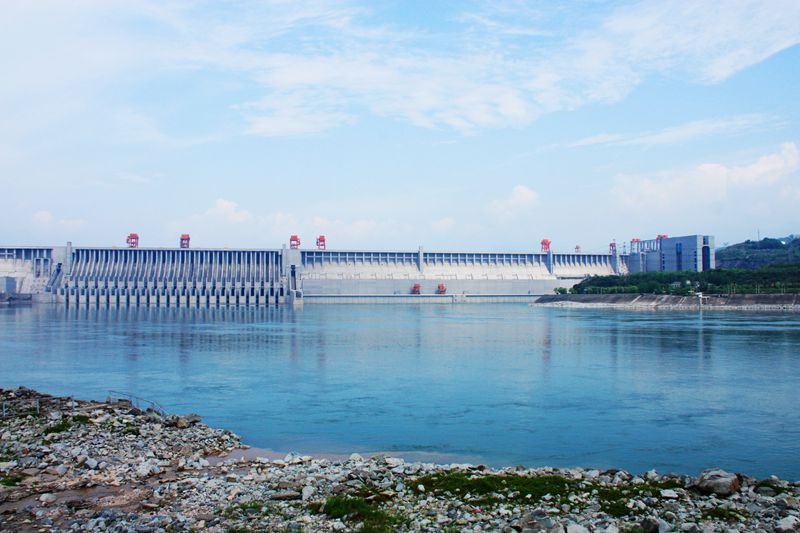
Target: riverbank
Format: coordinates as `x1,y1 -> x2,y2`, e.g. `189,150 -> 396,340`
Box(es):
1,388 -> 799,532
534,293 -> 800,311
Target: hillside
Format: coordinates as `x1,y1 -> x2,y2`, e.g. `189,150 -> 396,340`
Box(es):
715,236 -> 800,269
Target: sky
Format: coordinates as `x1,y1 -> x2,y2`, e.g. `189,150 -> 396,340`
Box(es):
1,0 -> 799,252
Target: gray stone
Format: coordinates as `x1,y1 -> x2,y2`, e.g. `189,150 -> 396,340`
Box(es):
39,493 -> 57,505
640,516 -> 668,533
269,491 -> 301,501
696,469 -> 741,496
776,515 -> 800,532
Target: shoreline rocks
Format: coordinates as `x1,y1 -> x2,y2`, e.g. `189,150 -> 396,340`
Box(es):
2,387 -> 799,532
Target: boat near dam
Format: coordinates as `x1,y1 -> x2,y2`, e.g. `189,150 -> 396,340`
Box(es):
0,234 -> 711,307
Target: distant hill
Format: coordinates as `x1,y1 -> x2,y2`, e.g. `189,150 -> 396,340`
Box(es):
716,236 -> 800,269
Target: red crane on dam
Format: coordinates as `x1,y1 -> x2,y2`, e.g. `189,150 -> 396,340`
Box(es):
126,233 -> 139,248
609,240 -> 617,254
179,234 -> 190,249
316,235 -> 326,250
289,235 -> 301,249
540,239 -> 551,252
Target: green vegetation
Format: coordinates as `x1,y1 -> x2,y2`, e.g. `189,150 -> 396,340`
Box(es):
221,501 -> 275,519
755,479 -> 786,495
0,475 -> 22,487
43,415 -> 92,435
701,506 -> 750,522
572,265 -> 800,295
321,495 -> 406,533
413,471 -> 579,506
716,237 -> 800,269
591,480 -> 682,518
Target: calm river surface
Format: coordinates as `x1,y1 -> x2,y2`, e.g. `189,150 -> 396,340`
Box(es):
1,304 -> 798,479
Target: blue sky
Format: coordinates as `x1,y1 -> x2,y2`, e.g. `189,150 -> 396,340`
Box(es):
1,0 -> 799,252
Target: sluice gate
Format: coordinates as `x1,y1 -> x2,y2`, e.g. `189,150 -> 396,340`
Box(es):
57,247 -> 287,308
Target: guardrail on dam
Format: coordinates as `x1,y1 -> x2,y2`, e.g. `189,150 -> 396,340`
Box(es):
1,244 -> 627,307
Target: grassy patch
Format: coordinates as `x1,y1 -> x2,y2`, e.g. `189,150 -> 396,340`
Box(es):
412,471 -> 578,506
72,414 -> 91,424
702,507 -> 750,522
322,495 -> 405,533
43,418 -> 72,435
221,501 -> 274,519
591,481 -> 684,518
43,415 -> 92,435
0,475 -> 23,487
353,482 -> 394,503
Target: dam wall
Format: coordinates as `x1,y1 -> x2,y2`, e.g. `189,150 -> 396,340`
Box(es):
1,243 -> 628,307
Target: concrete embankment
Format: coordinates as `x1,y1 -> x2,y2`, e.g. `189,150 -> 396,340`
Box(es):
534,293 -> 800,311
2,388 -> 800,532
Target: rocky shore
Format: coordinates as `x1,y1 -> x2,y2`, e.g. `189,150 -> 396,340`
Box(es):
533,294 -> 800,311
1,388 -> 798,532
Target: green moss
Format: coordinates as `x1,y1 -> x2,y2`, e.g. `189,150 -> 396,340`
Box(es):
0,475 -> 22,487
702,507 -> 750,522
322,495 -> 406,533
412,471 -> 578,505
621,528 -> 646,533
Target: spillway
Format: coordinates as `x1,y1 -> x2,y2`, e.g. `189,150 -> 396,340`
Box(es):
1,243 -> 628,307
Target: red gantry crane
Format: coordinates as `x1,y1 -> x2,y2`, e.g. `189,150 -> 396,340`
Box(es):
540,239 -> 551,252
316,235 -> 326,250
126,233 -> 139,248
180,234 -> 190,249
289,235 -> 301,249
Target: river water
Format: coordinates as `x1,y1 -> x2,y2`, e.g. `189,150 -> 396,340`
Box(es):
1,304 -> 798,479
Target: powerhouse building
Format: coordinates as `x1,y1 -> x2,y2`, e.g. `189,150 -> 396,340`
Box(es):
627,235 -> 715,274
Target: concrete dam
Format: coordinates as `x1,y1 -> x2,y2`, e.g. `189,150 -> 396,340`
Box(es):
1,242 -> 628,307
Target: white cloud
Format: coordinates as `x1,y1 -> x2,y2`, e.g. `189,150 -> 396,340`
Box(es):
613,142 -> 800,210
31,210 -> 85,228
569,114 -> 771,148
491,185 -> 540,216
431,217 -> 455,232
1,1 -> 798,139
32,211 -> 54,224
243,94 -> 356,137
205,198 -> 253,223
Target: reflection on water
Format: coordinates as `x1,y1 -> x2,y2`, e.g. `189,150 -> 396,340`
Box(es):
1,304 -> 799,478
